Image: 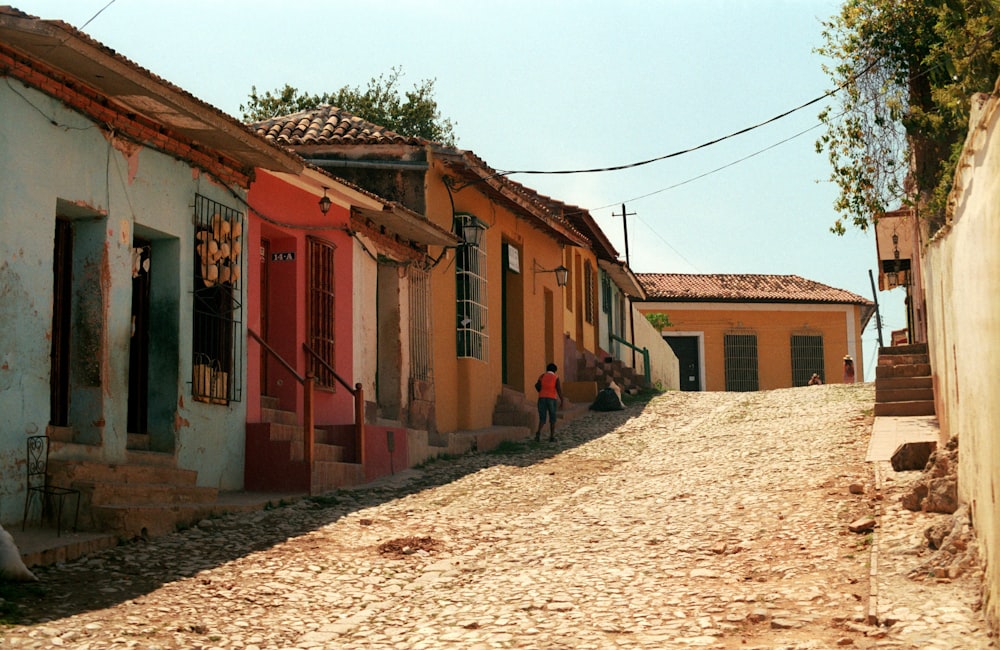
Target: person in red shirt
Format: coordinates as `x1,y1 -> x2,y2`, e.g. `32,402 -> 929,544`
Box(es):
535,363 -> 564,442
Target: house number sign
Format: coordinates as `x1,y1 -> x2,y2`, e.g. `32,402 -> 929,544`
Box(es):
271,252 -> 295,261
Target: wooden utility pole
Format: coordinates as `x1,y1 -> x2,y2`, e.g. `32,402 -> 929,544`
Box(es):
612,203 -> 639,369
612,203 -> 636,267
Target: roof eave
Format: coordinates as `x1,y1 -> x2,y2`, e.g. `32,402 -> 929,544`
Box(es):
0,10 -> 303,176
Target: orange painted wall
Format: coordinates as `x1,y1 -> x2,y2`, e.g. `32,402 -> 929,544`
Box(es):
561,248 -> 600,362
638,302 -> 866,391
424,156 -> 570,431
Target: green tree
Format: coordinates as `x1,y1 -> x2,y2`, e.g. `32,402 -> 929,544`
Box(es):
816,0 -> 1000,234
240,66 -> 457,146
645,312 -> 673,331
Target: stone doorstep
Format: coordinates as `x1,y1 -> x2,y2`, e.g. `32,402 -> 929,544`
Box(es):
875,376 -> 932,391
74,480 -> 219,508
873,400 -> 936,417
877,353 -> 930,366
875,387 -> 934,403
879,343 -> 928,356
264,422 -> 301,442
875,363 -> 932,379
312,460 -> 366,494
13,528 -> 119,569
261,406 -> 298,426
48,459 -> 199,487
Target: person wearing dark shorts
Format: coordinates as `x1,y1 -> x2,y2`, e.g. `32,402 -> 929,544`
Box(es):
535,363 -> 564,442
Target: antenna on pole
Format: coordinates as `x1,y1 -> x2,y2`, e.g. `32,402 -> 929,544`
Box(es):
612,203 -> 636,266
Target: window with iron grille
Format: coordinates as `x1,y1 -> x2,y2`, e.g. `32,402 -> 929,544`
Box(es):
409,265 -> 432,380
456,214 -> 488,360
192,194 -> 244,404
308,237 -> 336,388
724,332 -> 759,392
791,334 -> 824,386
584,261 -> 596,324
601,274 -> 611,314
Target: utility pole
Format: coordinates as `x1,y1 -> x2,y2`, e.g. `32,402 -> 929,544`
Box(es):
613,203 -> 639,369
868,269 -> 885,350
612,203 -> 636,267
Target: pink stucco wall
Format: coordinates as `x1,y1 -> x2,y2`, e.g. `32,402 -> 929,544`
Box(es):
245,171 -> 357,427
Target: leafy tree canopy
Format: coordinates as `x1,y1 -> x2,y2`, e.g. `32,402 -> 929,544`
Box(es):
816,0 -> 1000,234
240,66 -> 457,147
645,312 -> 673,331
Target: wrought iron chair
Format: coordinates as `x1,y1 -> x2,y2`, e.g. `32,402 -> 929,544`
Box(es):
22,435 -> 80,536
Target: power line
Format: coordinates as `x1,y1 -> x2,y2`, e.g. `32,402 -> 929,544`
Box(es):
496,56 -> 885,179
497,89 -> 840,178
78,0 -> 118,31
592,120 -> 825,212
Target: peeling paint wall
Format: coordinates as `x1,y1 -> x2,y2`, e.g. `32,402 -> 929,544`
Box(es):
924,91 -> 1000,634
0,80 -> 247,524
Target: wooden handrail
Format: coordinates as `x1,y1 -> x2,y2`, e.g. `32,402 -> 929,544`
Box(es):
248,328 -> 305,383
248,327 -> 315,491
302,343 -> 356,395
302,343 -> 366,467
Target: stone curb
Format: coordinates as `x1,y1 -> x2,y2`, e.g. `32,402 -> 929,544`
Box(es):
868,460 -> 885,625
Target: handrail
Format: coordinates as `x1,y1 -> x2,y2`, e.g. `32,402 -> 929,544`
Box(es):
302,343 -> 366,468
248,328 -> 305,383
248,327 -> 315,486
302,343 -> 356,395
610,334 -> 651,385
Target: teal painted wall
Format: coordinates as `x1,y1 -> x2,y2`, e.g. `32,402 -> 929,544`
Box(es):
0,82 -> 248,524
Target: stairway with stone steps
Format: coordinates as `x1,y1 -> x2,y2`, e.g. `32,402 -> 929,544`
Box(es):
46,447 -> 220,539
575,349 -> 647,392
245,396 -> 365,495
875,343 -> 935,417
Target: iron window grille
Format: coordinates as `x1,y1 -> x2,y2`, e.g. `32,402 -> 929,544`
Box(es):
308,237 -> 336,389
409,265 -> 433,380
192,194 -> 244,404
791,334 -> 825,386
455,214 -> 488,361
724,331 -> 759,392
584,260 -> 596,325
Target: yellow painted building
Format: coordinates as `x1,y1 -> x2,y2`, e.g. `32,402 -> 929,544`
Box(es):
426,149 -> 592,431
636,274 -> 874,391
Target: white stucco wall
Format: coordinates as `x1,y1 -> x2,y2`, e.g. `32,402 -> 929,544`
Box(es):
352,236 -> 379,406
923,90 -> 1000,632
631,305 -> 681,391
0,82 -> 248,523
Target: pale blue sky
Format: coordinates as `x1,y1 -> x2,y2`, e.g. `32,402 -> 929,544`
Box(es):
15,0 -> 906,378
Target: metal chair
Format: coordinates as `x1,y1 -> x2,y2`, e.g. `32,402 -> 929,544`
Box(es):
22,435 -> 80,536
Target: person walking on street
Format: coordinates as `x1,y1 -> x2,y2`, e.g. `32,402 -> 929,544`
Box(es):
843,355 -> 856,384
535,363 -> 564,442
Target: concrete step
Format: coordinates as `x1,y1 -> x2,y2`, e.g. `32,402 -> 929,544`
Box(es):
877,353 -> 930,366
874,400 -> 936,417
314,442 -> 344,462
48,459 -> 198,487
91,501 -> 234,539
876,387 -> 934,403
266,422 -> 303,443
875,375 -> 932,391
74,480 -> 218,507
261,407 -> 298,426
312,460 -> 366,494
261,395 -> 281,410
879,343 -> 928,356
875,363 -> 931,379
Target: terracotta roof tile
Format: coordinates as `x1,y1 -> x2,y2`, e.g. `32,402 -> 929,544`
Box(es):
252,106 -> 425,146
637,273 -> 873,306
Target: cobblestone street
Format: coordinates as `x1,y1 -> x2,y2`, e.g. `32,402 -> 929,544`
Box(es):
0,384 -> 993,649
